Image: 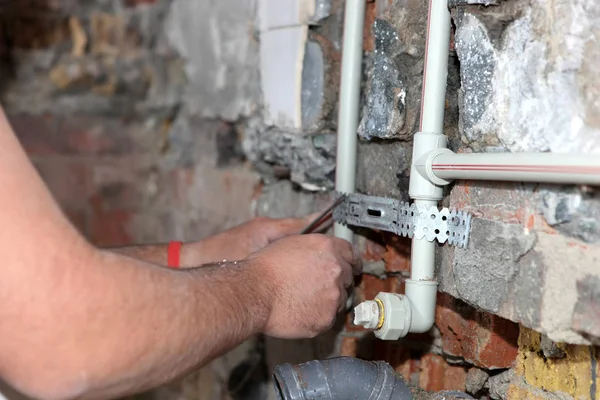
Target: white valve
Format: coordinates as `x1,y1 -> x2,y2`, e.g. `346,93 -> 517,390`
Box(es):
353,300 -> 381,329
353,292 -> 412,340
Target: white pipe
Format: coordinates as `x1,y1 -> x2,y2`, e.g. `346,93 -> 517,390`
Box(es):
419,0 -> 451,134
405,0 -> 451,334
418,150 -> 600,186
334,0 -> 366,242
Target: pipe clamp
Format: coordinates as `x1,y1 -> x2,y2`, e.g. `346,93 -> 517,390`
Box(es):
334,192 -> 472,248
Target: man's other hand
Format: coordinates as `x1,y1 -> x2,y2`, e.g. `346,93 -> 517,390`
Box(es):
182,216 -> 315,266
247,234 -> 362,339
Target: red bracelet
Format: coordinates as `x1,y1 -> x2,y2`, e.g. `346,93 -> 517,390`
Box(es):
167,241 -> 183,268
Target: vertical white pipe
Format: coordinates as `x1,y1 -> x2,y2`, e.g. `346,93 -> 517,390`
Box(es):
406,0 -> 451,334
334,0 -> 366,242
419,0 -> 451,134
410,200 -> 437,281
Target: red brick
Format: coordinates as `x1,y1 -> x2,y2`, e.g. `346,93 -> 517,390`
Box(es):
419,354 -> 467,392
435,293 -> 519,369
374,342 -> 420,382
12,114 -> 134,156
60,117 -> 134,155
381,233 -> 411,272
340,336 -> 359,357
362,237 -> 386,261
90,193 -> 133,246
344,312 -> 364,333
33,158 -> 91,209
419,354 -> 445,392
363,0 -> 376,52
11,114 -> 63,156
357,275 -> 401,303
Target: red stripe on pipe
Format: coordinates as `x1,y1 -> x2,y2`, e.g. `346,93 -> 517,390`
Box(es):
432,167 -> 600,174
433,164 -> 600,169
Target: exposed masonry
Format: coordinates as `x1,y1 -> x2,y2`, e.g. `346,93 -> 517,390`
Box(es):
4,0 -> 599,398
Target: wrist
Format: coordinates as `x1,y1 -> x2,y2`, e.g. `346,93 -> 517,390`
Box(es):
179,241 -> 209,268
242,259 -> 276,334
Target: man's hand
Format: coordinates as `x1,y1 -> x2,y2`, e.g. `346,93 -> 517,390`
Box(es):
182,216 -> 316,266
247,234 -> 362,339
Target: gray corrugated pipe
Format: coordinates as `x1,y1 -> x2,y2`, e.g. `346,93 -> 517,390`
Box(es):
272,357 -> 413,400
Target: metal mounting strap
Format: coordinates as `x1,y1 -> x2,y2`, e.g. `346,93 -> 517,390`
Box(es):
333,193 -> 472,248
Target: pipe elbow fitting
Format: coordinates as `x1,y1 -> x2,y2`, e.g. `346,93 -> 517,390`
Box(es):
273,357 -> 413,400
405,279 -> 438,334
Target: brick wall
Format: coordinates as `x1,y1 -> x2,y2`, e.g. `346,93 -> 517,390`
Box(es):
254,1 -> 600,399
3,1 -> 599,400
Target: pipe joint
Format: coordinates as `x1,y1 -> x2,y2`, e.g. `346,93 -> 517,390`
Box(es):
405,279 -> 438,333
409,132 -> 448,201
415,148 -> 454,186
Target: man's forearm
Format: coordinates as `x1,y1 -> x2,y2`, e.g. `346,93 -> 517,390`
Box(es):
1,246 -> 271,400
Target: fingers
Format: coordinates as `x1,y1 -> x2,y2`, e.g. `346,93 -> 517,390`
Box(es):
330,237 -> 363,275
337,288 -> 348,313
262,216 -> 313,242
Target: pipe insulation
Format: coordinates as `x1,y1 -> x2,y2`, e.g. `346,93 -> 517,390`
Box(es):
334,0 -> 366,242
273,357 -> 413,400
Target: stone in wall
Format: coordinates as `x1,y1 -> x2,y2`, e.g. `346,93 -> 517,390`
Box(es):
441,0 -> 600,344
453,0 -> 600,153
358,0 -> 428,140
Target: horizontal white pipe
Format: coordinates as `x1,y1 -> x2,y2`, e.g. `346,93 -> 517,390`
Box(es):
429,151 -> 600,186
334,0 -> 366,242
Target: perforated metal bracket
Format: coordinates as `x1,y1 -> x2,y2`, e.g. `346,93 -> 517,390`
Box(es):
333,193 -> 472,248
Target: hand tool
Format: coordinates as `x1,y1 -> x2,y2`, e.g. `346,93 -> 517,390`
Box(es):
300,194 -> 347,234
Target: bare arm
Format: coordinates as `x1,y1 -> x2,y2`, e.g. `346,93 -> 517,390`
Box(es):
110,212 -> 312,268
0,109 -> 360,400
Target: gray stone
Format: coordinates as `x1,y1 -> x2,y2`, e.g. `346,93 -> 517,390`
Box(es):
540,334 -> 566,359
358,0 -> 428,141
244,124 -> 337,191
302,40 -> 327,131
255,180 -> 332,219
465,367 -> 489,395
301,33 -> 339,133
358,19 -> 406,140
165,0 -> 260,120
485,369 -> 514,400
454,11 -> 497,144
540,187 -> 600,244
510,251 -> 545,328
572,275 -> 600,341
356,141 -> 411,199
451,219 -> 537,313
453,1 -> 600,153
311,0 -> 333,23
